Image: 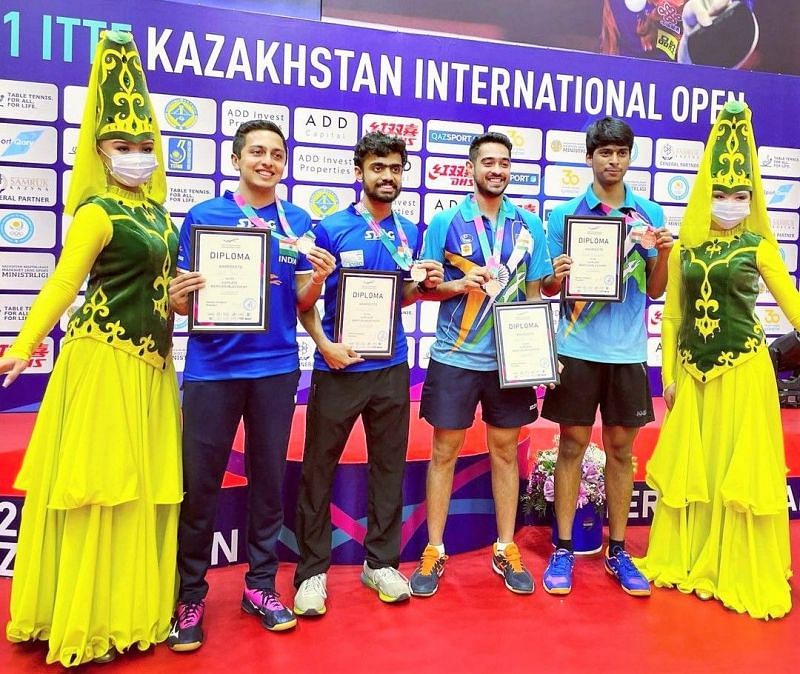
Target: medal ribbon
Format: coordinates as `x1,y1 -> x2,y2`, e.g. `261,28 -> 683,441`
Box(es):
234,192 -> 311,245
354,202 -> 412,270
470,194 -> 508,275
598,203 -> 652,256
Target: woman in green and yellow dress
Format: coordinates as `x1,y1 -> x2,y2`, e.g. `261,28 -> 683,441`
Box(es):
640,100 -> 800,619
0,31 -> 181,664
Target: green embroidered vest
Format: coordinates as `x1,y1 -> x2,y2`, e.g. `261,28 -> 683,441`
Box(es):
65,190 -> 178,370
678,230 -> 764,383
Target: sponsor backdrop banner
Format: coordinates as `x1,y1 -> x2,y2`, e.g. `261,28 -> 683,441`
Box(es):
0,0 -> 799,415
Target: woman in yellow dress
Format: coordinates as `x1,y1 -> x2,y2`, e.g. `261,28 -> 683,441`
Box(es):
1,31 -> 181,664
640,100 -> 800,619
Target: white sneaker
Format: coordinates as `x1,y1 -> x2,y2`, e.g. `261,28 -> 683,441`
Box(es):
294,573 -> 328,616
360,562 -> 411,603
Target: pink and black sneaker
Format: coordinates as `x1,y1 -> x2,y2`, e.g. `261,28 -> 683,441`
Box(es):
167,600 -> 205,652
241,588 -> 297,631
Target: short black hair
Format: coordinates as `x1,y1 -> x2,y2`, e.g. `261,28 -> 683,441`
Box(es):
353,131 -> 407,168
468,132 -> 512,162
585,117 -> 634,156
232,120 -> 287,157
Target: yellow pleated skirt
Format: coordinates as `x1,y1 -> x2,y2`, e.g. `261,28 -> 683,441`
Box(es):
5,338 -> 183,665
639,346 -> 791,620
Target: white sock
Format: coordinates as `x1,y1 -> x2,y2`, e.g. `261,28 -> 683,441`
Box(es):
496,539 -> 512,553
428,543 -> 445,557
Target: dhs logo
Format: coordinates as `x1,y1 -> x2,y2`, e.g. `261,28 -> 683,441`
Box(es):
667,175 -> 689,201
0,212 -> 34,244
309,188 -> 339,219
2,129 -> 44,157
168,138 -> 193,171
164,98 -> 198,131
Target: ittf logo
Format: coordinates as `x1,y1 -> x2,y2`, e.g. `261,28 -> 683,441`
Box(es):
168,138 -> 193,171
2,130 -> 44,157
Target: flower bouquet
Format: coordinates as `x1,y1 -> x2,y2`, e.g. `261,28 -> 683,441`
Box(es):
522,435 -> 607,554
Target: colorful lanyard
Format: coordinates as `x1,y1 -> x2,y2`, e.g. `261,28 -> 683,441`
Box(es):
470,195 -> 506,274
598,202 -> 652,254
354,202 -> 413,270
233,192 -> 299,242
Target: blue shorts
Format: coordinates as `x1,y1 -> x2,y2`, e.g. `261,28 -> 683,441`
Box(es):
419,359 -> 538,430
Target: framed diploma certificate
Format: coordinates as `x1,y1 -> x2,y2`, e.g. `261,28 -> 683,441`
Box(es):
563,215 -> 625,302
493,301 -> 559,388
189,225 -> 270,333
334,269 -> 401,359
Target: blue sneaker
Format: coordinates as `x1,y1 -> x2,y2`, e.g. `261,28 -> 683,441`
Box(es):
409,545 -> 448,597
604,548 -> 651,597
491,542 -> 534,594
542,548 -> 575,595
241,588 -> 298,631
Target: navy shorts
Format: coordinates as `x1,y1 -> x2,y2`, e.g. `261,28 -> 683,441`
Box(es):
541,355 -> 654,427
419,359 -> 538,430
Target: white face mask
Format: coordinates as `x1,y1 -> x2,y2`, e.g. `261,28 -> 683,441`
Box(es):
711,200 -> 750,230
101,149 -> 158,187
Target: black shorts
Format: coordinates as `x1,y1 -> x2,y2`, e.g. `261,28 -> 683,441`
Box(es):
419,359 -> 538,430
541,355 -> 654,427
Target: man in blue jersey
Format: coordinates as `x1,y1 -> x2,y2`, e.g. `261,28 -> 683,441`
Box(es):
539,117 -> 672,597
165,120 -> 336,651
292,132 -> 443,615
408,132 -> 553,597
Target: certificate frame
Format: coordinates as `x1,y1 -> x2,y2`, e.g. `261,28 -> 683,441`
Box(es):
188,225 -> 270,333
493,301 -> 559,389
334,269 -> 401,359
563,215 -> 625,302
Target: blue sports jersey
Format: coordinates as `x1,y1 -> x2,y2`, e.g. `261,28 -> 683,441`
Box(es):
422,195 -> 552,371
313,204 -> 419,373
177,190 -> 313,381
548,184 -> 663,364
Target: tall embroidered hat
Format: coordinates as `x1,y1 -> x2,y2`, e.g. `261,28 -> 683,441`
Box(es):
679,99 -> 775,249
66,30 -> 167,215
708,100 -> 753,193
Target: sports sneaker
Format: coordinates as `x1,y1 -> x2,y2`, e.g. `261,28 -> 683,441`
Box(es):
360,563 -> 411,603
167,600 -> 205,652
409,545 -> 448,597
241,588 -> 297,631
604,548 -> 651,597
491,542 -> 534,594
294,573 -> 328,617
542,548 -> 575,595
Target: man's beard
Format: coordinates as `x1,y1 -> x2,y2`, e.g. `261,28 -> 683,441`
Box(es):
365,181 -> 400,203
475,176 -> 507,198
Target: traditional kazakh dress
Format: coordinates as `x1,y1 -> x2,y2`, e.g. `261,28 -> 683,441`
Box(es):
641,225 -> 800,619
5,187 -> 181,665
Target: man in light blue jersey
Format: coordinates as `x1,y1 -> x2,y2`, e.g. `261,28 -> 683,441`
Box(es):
409,132 -> 552,597
539,116 -> 673,597
165,120 -> 335,651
